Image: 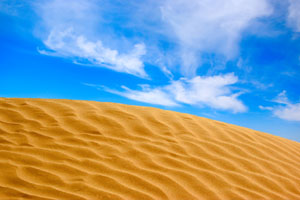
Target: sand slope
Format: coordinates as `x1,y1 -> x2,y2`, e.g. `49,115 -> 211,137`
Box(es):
0,98 -> 300,200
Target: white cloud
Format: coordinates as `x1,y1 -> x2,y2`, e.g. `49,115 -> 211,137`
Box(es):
273,103 -> 300,122
100,73 -> 247,113
260,91 -> 300,122
273,90 -> 290,104
160,0 -> 272,76
29,0 -> 274,78
167,73 -> 247,112
106,85 -> 178,107
35,0 -> 147,77
288,0 -> 300,32
40,28 -> 147,77
272,91 -> 300,122
259,105 -> 273,111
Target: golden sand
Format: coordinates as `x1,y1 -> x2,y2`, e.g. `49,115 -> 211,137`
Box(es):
0,97 -> 300,200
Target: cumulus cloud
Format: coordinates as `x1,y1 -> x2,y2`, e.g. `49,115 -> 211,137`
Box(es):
160,0 -> 273,76
35,0 -> 147,77
287,0 -> 300,32
166,73 -> 247,112
99,73 -> 247,113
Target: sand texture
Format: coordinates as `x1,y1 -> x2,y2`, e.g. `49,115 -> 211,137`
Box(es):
0,98 -> 300,200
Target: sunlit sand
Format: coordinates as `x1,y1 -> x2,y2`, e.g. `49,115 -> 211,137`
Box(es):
1,98 -> 300,200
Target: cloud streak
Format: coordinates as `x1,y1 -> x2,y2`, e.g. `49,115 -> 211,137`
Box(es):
106,85 -> 179,107
35,0 -> 147,77
260,91 -> 300,122
101,73 -> 247,113
40,28 -> 147,77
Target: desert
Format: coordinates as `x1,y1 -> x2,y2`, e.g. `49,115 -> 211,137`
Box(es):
0,97 -> 300,200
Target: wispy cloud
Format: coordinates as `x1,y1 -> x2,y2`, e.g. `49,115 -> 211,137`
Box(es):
0,0 -> 21,16
273,90 -> 290,105
96,73 -> 247,113
258,105 -> 273,111
260,91 -> 300,122
5,0 -> 299,116
35,0 -> 147,77
272,91 -> 300,122
287,0 -> 300,32
273,103 -> 300,122
31,0 -> 275,78
39,28 -> 147,77
106,85 -> 179,107
160,0 -> 273,76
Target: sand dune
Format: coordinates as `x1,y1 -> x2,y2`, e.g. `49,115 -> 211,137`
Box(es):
0,98 -> 300,200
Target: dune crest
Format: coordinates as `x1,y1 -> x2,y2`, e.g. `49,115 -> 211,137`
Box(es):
0,98 -> 300,200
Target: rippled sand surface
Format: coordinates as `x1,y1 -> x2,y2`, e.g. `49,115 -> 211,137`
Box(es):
0,98 -> 300,200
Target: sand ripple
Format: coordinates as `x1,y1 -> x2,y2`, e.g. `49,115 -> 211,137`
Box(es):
0,98 -> 300,200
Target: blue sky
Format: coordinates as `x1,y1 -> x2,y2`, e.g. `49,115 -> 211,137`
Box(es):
1,0 -> 300,142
